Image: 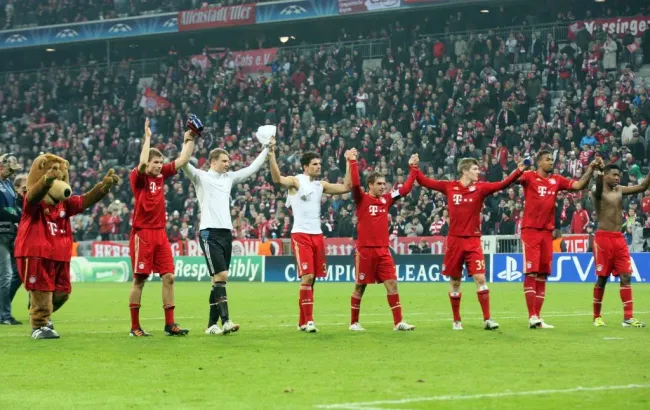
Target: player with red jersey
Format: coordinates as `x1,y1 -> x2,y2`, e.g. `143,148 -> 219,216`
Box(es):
591,164 -> 646,328
128,119 -> 196,337
417,158 -> 527,330
348,150 -> 418,331
519,150 -> 599,329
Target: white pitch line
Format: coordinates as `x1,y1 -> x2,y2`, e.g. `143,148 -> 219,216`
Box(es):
0,311 -> 646,338
315,384 -> 650,409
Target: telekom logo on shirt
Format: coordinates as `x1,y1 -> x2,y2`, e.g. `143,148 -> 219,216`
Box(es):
537,186 -> 548,196
452,194 -> 463,205
149,182 -> 159,194
47,222 -> 58,236
368,205 -> 379,216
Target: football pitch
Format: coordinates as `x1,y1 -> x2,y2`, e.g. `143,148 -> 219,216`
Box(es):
1,283 -> 649,410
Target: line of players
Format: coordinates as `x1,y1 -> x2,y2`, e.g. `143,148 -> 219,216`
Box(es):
126,122 -> 647,337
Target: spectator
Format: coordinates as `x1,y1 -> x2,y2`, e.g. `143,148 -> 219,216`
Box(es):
499,211 -> 515,235
602,35 -> 618,72
621,117 -> 638,145
570,202 -> 590,234
404,217 -> 423,237
552,229 -> 567,252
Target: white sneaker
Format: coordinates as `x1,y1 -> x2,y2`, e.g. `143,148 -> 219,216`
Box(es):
529,315 -> 542,329
452,321 -> 463,330
484,319 -> 499,330
222,320 -> 240,335
297,325 -> 306,331
538,320 -> 555,329
305,321 -> 318,333
349,322 -> 366,331
393,321 -> 415,331
205,325 -> 223,335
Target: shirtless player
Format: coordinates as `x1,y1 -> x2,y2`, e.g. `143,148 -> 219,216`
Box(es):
591,164 -> 647,328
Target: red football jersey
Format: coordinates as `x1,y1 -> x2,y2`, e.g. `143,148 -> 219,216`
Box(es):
14,196 -> 84,262
519,171 -> 574,231
351,161 -> 416,247
130,163 -> 177,230
417,169 -> 523,237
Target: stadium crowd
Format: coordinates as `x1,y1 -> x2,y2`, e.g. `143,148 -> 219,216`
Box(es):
0,2 -> 649,248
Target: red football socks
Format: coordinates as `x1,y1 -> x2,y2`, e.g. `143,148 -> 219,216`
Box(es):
524,275 -> 537,318
620,286 -> 633,320
477,289 -> 490,321
449,292 -> 462,322
593,286 -> 605,318
351,293 -> 362,325
129,303 -> 141,330
298,297 -> 305,327
300,286 -> 314,322
387,293 -> 402,325
535,277 -> 547,316
163,304 -> 175,325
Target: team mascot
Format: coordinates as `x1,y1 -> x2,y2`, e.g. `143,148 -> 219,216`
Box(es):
14,154 -> 119,339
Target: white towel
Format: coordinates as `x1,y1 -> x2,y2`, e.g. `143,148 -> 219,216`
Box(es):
255,125 -> 276,145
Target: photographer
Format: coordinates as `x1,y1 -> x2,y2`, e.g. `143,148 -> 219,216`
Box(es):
0,154 -> 23,325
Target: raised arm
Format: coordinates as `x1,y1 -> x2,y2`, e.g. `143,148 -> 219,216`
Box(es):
348,151 -> 363,203
231,147 -> 269,184
620,170 -> 650,195
26,164 -> 63,205
323,159 -> 352,195
391,155 -> 420,201
269,138 -> 299,190
569,158 -> 602,191
173,131 -> 196,170
481,166 -> 525,195
399,164 -> 419,197
81,169 -> 120,210
181,161 -> 200,185
415,169 -> 448,193
592,171 -> 604,200
138,118 -> 153,174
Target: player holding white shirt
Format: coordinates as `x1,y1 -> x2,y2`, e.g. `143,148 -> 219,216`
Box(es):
268,138 -> 352,332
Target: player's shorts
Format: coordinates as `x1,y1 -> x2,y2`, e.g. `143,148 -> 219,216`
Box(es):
594,230 -> 633,277
521,228 -> 553,275
17,257 -> 71,293
442,236 -> 486,279
354,247 -> 396,284
199,228 -> 232,275
130,228 -> 174,276
291,233 -> 326,278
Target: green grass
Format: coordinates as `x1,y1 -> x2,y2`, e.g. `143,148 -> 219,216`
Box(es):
1,283 -> 649,410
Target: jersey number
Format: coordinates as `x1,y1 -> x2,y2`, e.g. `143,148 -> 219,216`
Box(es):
475,260 -> 486,271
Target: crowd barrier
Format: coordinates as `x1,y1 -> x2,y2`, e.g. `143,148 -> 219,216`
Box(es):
70,254 -> 650,284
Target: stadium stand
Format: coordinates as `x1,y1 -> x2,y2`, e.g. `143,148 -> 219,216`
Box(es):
0,0 -> 649,247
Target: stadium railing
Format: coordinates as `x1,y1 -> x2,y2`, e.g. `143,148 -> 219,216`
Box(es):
279,39 -> 389,60
419,21 -> 572,44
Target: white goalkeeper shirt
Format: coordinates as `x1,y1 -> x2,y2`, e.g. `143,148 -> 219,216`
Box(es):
181,148 -> 269,231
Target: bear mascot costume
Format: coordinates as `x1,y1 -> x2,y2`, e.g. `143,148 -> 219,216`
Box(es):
14,154 -> 119,339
